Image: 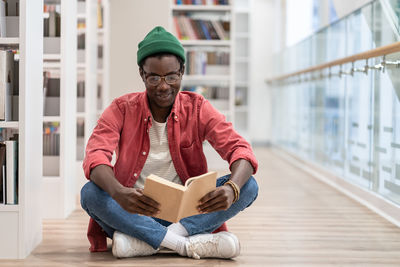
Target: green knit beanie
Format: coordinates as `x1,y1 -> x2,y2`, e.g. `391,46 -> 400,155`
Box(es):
137,26 -> 185,65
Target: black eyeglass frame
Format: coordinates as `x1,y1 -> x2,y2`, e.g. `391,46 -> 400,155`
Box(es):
142,69 -> 182,86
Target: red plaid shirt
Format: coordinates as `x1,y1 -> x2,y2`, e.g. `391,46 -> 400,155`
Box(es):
83,91 -> 258,252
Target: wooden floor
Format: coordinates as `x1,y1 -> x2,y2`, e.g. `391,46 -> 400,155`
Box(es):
2,147 -> 400,266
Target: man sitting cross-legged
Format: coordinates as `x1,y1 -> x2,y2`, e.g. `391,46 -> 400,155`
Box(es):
80,26 -> 259,260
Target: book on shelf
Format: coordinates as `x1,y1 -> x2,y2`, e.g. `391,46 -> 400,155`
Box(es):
43,122 -> 60,156
97,0 -> 103,28
175,0 -> 230,5
0,142 -> 5,203
43,4 -> 60,37
185,48 -> 229,75
11,55 -> 18,120
0,0 -> 6,37
5,0 -> 19,16
0,49 -> 15,121
143,171 -> 217,223
43,72 -> 60,116
0,132 -> 18,205
5,138 -> 17,204
183,85 -> 229,99
173,14 -> 230,41
78,33 -> 85,49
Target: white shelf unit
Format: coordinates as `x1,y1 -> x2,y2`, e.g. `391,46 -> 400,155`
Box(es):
76,0 -> 85,164
172,4 -> 231,11
0,37 -> 19,44
97,0 -> 110,115
76,0 -> 95,163
42,0 -> 77,219
0,0 -> 43,259
233,0 -> 250,139
75,0 -> 110,196
170,1 -> 234,170
171,1 -> 234,123
0,122 -> 19,128
180,40 -> 231,46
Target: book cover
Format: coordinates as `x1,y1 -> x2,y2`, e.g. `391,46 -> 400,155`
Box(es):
0,50 -> 15,121
143,171 -> 217,222
5,140 -> 17,204
0,0 -> 6,37
198,20 -> 211,40
6,0 -> 19,16
0,142 -> 5,203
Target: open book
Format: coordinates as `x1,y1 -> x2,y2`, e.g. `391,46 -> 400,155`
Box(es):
143,171 -> 217,223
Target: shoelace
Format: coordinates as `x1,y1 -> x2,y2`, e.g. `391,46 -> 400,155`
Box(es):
187,236 -> 219,259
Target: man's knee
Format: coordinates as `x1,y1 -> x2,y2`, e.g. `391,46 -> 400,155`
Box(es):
80,181 -> 99,211
240,176 -> 259,207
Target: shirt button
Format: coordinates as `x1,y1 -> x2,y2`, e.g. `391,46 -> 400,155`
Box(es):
142,151 -> 147,156
133,173 -> 138,177
174,115 -> 178,120
146,129 -> 149,133
144,118 -> 147,122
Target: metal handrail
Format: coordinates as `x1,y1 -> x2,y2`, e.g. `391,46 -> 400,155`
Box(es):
266,42 -> 400,83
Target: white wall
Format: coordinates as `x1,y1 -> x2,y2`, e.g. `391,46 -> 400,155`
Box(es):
249,0 -> 283,144
109,0 -> 170,101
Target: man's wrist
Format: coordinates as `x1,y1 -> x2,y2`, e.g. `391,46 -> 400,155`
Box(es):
223,184 -> 235,199
224,180 -> 240,203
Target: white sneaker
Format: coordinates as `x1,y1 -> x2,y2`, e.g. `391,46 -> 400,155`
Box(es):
185,231 -> 240,259
112,231 -> 158,258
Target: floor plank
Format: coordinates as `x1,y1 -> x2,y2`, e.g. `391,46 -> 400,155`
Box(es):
1,147 -> 400,266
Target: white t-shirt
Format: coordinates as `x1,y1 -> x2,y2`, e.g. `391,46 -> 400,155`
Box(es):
134,119 -> 182,189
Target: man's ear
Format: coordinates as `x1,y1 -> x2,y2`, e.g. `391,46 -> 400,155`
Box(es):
139,67 -> 146,82
181,65 -> 185,76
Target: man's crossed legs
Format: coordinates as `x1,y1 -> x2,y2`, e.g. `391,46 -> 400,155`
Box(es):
80,175 -> 258,259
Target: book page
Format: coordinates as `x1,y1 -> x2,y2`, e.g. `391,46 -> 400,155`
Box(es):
178,171 -> 217,220
143,174 -> 186,223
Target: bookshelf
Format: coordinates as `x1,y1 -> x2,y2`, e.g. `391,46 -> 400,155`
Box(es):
75,0 -> 109,196
0,37 -> 19,44
170,0 -> 234,170
0,0 -> 43,259
76,0 -> 86,162
233,0 -> 250,140
42,0 -> 77,219
97,0 -> 110,115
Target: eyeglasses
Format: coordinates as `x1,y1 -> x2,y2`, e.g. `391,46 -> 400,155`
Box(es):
143,70 -> 182,86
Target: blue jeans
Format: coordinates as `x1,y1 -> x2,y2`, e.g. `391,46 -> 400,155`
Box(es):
80,175 -> 259,249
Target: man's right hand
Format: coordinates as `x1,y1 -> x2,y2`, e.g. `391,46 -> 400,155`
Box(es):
113,187 -> 160,217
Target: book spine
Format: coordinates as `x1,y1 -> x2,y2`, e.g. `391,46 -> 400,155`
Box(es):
49,6 -> 56,37
6,0 -> 18,16
205,20 -> 219,40
198,20 -> 211,40
0,0 -> 6,37
176,16 -> 188,40
5,140 -> 17,204
0,50 -> 14,121
173,16 -> 182,40
193,19 -> 206,40
211,20 -> 225,40
182,16 -> 196,40
0,142 -> 5,204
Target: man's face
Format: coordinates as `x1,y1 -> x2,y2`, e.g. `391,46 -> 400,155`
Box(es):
140,55 -> 183,110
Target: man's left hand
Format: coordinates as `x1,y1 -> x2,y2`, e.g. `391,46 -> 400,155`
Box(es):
197,185 -> 235,213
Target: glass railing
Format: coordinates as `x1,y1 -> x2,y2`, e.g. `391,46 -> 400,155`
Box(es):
269,0 -> 400,206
